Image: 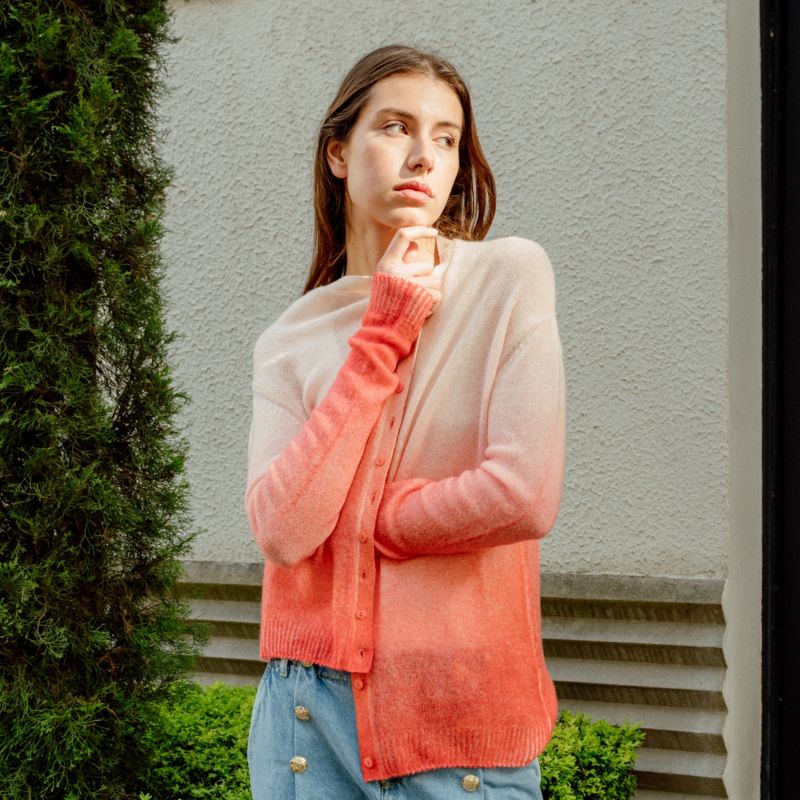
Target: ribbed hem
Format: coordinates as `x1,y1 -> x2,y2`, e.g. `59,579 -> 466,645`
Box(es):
367,272 -> 434,332
363,717 -> 559,782
260,620 -> 336,668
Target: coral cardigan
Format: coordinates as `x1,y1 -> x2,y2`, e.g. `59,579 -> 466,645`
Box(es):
245,234 -> 566,783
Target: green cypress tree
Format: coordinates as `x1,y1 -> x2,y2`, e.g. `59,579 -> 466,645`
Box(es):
0,3 -> 203,797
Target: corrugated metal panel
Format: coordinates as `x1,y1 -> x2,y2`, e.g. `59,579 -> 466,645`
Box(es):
178,561 -> 727,798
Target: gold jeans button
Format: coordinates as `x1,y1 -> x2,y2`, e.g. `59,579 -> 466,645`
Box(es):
461,773 -> 480,791
294,705 -> 310,720
290,756 -> 308,773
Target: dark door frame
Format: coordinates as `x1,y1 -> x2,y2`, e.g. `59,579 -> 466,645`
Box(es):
761,0 -> 800,796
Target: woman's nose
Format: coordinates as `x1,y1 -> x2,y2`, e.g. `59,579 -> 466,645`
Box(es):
408,138 -> 434,171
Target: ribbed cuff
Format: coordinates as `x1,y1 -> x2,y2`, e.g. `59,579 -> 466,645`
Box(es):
368,272 -> 434,330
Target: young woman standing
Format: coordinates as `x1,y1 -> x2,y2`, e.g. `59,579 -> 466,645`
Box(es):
245,44 -> 565,799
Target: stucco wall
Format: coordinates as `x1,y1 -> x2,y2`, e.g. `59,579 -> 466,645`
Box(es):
158,0 -> 729,576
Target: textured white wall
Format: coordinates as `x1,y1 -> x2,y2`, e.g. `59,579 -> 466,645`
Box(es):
158,0 -> 729,576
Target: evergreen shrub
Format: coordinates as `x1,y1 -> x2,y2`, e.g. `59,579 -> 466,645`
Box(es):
0,2 -> 203,798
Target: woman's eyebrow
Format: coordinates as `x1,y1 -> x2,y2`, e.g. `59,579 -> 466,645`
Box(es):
374,106 -> 463,133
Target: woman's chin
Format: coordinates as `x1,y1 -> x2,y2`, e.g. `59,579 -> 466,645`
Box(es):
385,210 -> 437,230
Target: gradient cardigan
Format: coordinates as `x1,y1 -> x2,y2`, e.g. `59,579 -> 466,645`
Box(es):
245,234 -> 566,783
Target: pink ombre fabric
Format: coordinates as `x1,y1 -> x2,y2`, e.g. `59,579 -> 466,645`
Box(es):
245,234 -> 566,782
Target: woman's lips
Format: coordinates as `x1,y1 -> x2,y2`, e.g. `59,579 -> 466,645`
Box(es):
394,185 -> 431,203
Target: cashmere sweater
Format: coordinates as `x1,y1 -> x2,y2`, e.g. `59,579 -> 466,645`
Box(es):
245,234 -> 566,783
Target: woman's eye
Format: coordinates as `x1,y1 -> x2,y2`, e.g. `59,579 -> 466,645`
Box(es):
384,122 -> 406,134
436,135 -> 456,148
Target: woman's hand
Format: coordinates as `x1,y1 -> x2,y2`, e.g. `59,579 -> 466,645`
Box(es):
375,226 -> 442,317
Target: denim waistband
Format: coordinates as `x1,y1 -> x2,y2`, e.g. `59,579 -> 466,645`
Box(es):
267,657 -> 352,684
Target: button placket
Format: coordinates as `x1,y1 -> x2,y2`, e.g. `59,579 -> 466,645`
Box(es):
351,400 -> 388,661
292,666 -> 317,777
351,333 -> 423,783
353,383 -> 404,649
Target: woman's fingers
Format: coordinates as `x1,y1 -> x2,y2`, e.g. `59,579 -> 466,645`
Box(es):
406,274 -> 441,289
376,226 -> 439,274
423,288 -> 443,318
392,261 -> 437,278
389,271 -> 441,297
375,226 -> 443,317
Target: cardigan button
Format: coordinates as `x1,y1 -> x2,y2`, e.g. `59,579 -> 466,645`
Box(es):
364,756 -> 374,768
356,609 -> 367,619
375,455 -> 385,466
461,774 -> 480,791
353,678 -> 364,690
395,381 -> 403,393
289,756 -> 308,773
294,705 -> 310,721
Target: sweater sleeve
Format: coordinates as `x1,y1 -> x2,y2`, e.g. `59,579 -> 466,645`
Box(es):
245,272 -> 433,568
372,252 -> 566,560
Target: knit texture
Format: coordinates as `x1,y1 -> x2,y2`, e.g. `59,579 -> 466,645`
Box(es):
245,234 -> 566,782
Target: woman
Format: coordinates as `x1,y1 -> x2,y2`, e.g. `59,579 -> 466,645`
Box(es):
245,44 -> 565,799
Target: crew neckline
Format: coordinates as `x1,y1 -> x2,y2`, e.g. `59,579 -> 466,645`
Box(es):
329,235 -> 458,296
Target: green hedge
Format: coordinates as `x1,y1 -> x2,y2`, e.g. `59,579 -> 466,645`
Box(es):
540,709 -> 645,799
137,683 -> 252,800
134,682 -> 644,800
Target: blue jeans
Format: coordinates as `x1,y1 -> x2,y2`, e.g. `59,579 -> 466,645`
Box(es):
248,657 -> 544,799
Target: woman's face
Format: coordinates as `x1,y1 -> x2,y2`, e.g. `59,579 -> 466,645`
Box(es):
327,73 -> 463,235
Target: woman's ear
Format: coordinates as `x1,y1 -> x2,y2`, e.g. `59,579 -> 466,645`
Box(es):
326,139 -> 348,179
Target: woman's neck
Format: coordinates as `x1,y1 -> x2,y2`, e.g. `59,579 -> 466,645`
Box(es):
343,222 -> 392,278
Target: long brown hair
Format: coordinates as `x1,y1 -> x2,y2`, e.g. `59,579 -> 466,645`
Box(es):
302,44 -> 496,294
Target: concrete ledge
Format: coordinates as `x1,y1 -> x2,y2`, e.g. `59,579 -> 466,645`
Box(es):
180,561 -> 726,605
181,560 -> 263,586
541,572 -> 725,605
